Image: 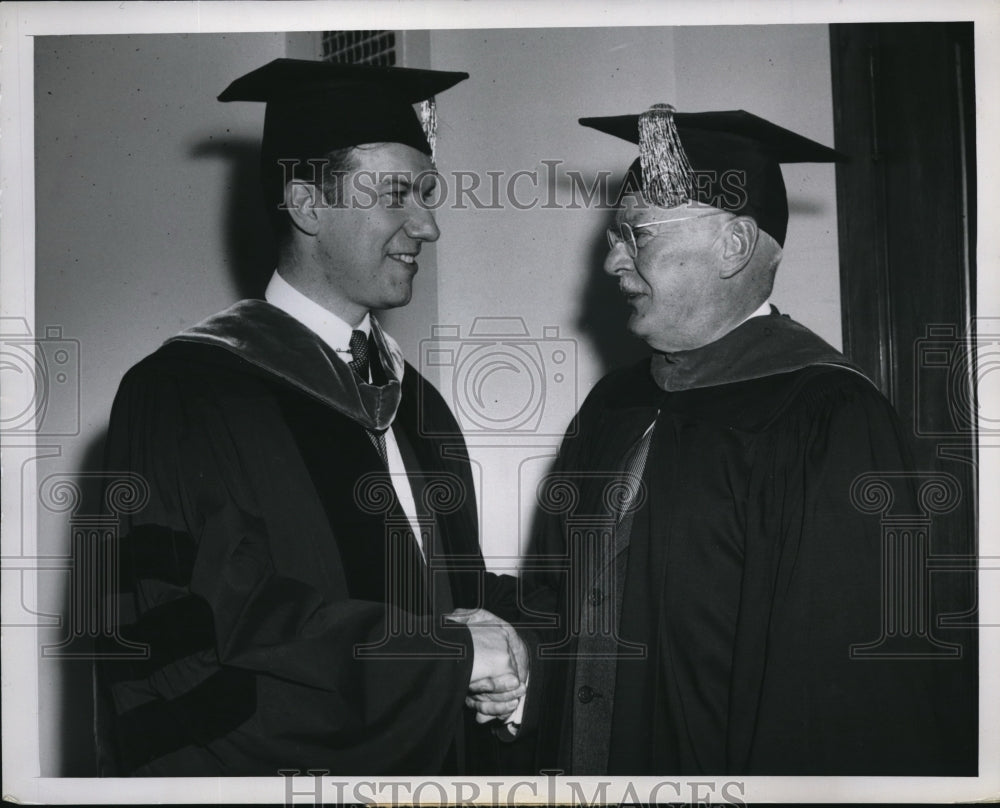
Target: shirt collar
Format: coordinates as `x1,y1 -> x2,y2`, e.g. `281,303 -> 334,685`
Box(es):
264,270 -> 370,354
735,299 -> 773,329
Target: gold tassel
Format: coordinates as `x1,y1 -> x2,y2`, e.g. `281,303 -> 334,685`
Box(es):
638,103 -> 693,207
418,96 -> 438,164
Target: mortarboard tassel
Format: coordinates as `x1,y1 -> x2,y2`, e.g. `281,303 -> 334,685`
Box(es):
418,96 -> 438,164
638,103 -> 693,207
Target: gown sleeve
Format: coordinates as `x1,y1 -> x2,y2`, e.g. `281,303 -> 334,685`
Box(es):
737,369 -> 973,774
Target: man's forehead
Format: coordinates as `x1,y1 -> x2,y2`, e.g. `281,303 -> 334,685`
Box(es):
351,141 -> 437,176
616,193 -> 715,222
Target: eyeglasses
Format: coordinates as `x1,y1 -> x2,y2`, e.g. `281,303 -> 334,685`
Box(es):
606,210 -> 728,258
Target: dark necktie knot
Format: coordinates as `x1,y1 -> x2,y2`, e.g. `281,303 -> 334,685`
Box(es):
349,329 -> 370,381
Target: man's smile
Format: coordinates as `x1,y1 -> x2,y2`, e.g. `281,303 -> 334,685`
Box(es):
387,252 -> 418,267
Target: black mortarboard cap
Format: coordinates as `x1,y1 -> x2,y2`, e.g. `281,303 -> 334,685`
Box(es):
579,106 -> 845,246
219,59 -> 468,209
220,59 -> 469,157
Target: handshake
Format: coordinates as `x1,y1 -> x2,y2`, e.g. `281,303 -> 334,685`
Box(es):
447,608 -> 529,726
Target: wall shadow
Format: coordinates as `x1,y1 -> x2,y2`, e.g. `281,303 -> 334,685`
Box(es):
786,196 -> 826,218
189,136 -> 278,300
574,223 -> 650,379
545,165 -> 650,378
522,202 -> 650,561
56,427 -> 107,776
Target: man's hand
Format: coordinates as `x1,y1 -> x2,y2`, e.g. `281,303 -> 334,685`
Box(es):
447,608 -> 529,724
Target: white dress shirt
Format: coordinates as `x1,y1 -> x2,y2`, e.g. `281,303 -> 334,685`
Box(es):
264,271 -> 425,559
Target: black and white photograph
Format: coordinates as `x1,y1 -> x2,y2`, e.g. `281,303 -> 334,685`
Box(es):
1,1 -> 998,804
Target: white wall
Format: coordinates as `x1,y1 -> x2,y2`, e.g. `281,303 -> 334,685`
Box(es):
428,26 -> 840,566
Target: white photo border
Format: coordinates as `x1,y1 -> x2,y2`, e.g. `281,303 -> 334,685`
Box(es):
2,0 -> 998,804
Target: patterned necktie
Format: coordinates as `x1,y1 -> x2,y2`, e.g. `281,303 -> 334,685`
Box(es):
348,329 -> 389,467
348,329 -> 371,380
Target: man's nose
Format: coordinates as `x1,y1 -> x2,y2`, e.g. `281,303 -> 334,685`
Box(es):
406,205 -> 440,243
603,241 -> 633,276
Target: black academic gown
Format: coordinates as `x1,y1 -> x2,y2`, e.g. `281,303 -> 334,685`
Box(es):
525,310 -> 975,776
95,301 -> 518,776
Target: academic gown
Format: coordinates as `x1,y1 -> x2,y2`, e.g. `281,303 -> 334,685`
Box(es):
525,309 -> 975,776
95,300 -> 518,776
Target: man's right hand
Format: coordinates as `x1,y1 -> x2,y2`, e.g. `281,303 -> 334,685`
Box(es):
446,608 -> 528,722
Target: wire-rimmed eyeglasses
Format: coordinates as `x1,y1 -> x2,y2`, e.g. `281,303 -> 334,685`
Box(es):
606,210 -> 728,258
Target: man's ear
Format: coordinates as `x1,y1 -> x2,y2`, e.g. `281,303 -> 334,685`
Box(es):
284,181 -> 322,237
718,216 -> 759,279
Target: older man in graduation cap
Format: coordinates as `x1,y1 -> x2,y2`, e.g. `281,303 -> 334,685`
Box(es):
498,105 -> 969,776
94,59 -> 529,777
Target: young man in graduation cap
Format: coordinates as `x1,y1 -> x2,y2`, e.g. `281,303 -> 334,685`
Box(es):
95,59 -> 529,776
486,105 -> 972,775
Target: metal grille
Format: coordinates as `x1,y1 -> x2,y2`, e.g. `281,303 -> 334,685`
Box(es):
321,31 -> 396,66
